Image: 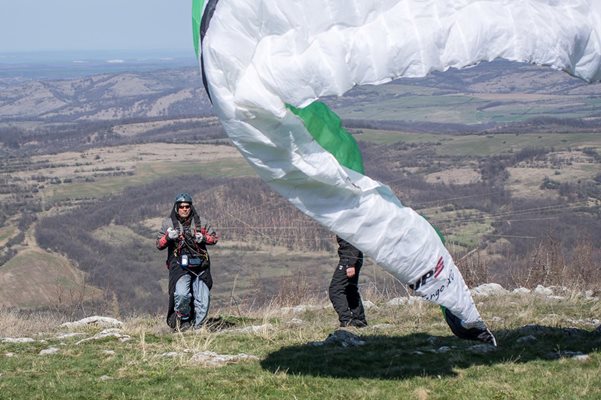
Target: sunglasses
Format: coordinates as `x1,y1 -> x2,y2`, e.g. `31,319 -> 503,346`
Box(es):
178,204 -> 191,210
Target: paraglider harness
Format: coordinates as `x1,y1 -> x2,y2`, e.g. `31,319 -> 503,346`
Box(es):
171,213 -> 209,276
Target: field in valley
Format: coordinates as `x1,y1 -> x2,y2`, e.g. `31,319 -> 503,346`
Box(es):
0,59 -> 600,315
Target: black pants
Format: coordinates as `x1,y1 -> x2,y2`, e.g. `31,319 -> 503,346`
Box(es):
328,264 -> 366,326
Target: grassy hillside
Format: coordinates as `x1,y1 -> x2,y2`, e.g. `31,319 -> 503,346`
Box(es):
0,248 -> 102,308
1,60 -> 600,313
0,291 -> 599,399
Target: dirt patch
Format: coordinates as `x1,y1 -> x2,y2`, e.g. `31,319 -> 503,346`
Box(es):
508,162 -> 597,198
112,117 -> 217,137
141,217 -> 164,232
31,142 -> 239,165
425,168 -> 481,185
471,93 -> 565,102
16,142 -> 241,183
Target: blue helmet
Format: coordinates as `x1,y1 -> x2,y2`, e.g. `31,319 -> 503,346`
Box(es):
174,192 -> 193,204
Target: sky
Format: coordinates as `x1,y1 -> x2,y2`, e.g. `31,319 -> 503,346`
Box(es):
0,0 -> 193,54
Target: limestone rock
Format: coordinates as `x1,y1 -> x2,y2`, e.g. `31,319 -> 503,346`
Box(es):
190,351 -> 259,367
386,296 -> 423,306
471,283 -> 508,297
39,347 -> 60,355
2,337 -> 35,344
75,328 -> 130,345
533,285 -> 553,296
60,316 -> 123,329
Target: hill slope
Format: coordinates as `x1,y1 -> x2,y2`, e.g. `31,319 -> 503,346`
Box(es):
1,59 -> 600,313
0,289 -> 599,399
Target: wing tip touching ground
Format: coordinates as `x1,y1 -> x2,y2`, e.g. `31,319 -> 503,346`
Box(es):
442,307 -> 497,347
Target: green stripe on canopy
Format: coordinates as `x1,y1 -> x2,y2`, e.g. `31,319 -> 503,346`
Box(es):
287,101 -> 364,174
192,0 -> 205,59
288,101 -> 446,243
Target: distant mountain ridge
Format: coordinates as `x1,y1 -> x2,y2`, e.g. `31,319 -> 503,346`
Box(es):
0,67 -> 212,122
2,60 -> 600,126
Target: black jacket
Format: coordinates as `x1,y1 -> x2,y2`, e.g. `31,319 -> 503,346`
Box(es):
336,236 -> 363,267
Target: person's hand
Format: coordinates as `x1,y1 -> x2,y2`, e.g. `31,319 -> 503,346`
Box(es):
346,266 -> 356,278
166,227 -> 179,240
194,232 -> 204,243
207,233 -> 219,245
201,226 -> 219,245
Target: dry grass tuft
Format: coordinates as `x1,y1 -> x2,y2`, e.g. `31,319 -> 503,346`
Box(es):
0,309 -> 68,337
413,388 -> 430,400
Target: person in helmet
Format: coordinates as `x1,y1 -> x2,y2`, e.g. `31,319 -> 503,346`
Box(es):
328,236 -> 368,328
156,192 -> 219,331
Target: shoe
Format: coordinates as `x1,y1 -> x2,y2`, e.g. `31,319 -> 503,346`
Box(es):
341,319 -> 368,328
349,319 -> 368,328
175,314 -> 192,332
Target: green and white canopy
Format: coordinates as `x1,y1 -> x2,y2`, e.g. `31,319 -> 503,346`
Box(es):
192,0 -> 601,343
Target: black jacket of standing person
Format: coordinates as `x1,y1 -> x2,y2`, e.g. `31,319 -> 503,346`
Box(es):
328,236 -> 367,328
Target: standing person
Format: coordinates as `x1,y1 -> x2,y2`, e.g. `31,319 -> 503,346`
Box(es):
328,236 -> 367,328
156,192 -> 219,331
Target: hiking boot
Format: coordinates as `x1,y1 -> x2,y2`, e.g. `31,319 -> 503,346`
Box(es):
175,314 -> 192,332
341,319 -> 368,328
349,319 -> 368,328
340,320 -> 352,328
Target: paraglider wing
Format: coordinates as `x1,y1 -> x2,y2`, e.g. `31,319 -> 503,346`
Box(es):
192,0 -> 601,343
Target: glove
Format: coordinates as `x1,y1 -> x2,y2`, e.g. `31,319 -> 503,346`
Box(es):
206,233 -> 219,245
194,232 -> 204,243
166,227 -> 179,240
201,226 -> 219,245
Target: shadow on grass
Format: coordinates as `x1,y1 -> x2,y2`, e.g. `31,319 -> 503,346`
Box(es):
260,325 -> 601,380
205,316 -> 238,331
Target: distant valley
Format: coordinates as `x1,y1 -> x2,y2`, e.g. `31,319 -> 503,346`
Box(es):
1,59 -> 600,314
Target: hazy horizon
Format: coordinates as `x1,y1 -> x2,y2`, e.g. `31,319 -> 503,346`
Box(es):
0,49 -> 199,80
0,48 -> 197,63
0,1 -> 191,53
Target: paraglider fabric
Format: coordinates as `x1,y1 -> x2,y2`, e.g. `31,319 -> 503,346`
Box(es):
191,0 -> 601,333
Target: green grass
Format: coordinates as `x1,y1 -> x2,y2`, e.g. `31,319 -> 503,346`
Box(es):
417,208 -> 494,250
436,133 -> 601,157
355,129 -> 445,145
1,294 -> 599,399
444,221 -> 494,249
334,87 -> 601,125
336,93 -> 489,123
341,95 -> 490,124
355,130 -> 601,157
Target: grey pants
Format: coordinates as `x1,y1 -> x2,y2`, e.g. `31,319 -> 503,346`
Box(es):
174,272 -> 210,328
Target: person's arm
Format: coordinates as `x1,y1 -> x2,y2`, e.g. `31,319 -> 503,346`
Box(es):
156,219 -> 174,250
198,224 -> 219,245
